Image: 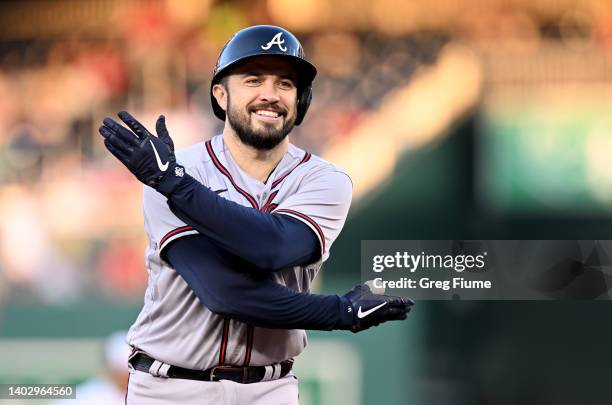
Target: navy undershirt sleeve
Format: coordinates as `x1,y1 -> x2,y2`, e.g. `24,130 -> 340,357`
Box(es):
166,235 -> 353,330
166,174 -> 320,271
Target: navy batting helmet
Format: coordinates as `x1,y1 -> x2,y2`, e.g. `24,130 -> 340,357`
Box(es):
210,25 -> 317,126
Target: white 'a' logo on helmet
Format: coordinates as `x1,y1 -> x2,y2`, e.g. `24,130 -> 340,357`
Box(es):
261,32 -> 287,52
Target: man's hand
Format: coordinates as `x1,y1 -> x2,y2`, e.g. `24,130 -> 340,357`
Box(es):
99,111 -> 185,196
339,283 -> 414,333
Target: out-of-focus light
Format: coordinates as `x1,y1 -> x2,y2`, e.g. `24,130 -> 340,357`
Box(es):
324,127 -> 397,197
384,43 -> 482,150
0,186 -> 48,283
202,3 -> 249,47
586,125 -> 612,205
115,3 -> 173,48
42,178 -> 97,237
5,123 -> 43,169
165,0 -> 212,27
0,74 -> 18,136
310,32 -> 360,77
592,0 -> 612,49
559,8 -> 596,51
324,42 -> 482,198
371,1 -> 417,35
267,0 -> 328,31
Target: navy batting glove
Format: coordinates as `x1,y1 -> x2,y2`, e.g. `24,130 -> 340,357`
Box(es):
99,111 -> 185,196
338,283 -> 414,333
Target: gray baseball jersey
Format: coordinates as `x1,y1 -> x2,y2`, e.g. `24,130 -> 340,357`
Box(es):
127,134 -> 352,370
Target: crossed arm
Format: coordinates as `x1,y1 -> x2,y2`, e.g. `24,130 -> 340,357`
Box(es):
166,176 -> 321,271
166,234 -> 353,330
165,234 -> 412,332
99,111 -> 414,332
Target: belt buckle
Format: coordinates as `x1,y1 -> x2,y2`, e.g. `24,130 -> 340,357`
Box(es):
209,366 -> 221,382
210,365 -> 243,382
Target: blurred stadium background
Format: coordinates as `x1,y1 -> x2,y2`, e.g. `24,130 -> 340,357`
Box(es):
1,0 -> 612,404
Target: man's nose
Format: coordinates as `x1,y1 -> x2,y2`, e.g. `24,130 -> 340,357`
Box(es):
258,79 -> 280,103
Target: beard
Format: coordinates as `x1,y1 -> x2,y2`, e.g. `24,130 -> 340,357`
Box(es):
226,93 -> 297,150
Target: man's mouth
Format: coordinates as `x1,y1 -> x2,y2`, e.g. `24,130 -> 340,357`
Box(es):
255,110 -> 280,118
251,107 -> 284,122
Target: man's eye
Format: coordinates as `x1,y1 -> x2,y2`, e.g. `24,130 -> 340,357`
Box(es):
245,78 -> 260,84
280,81 -> 295,89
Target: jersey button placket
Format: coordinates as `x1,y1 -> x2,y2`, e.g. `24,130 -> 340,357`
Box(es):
259,184 -> 272,207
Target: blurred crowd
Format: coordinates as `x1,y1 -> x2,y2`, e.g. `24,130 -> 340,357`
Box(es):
0,1 -> 449,305
0,0 -> 611,305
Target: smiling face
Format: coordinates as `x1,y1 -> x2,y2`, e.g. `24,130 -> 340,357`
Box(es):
212,56 -> 299,150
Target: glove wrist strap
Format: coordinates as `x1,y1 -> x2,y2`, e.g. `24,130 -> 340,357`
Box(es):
336,296 -> 355,330
156,164 -> 186,196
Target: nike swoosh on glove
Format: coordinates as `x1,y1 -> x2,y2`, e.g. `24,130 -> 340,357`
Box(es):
337,283 -> 414,333
99,111 -> 185,196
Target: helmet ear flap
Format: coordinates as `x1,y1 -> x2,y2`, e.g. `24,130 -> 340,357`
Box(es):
295,85 -> 312,126
211,78 -> 228,122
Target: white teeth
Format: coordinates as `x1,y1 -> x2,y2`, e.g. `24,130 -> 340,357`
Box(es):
255,110 -> 279,118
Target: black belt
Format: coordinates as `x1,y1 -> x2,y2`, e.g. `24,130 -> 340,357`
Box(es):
129,352 -> 293,384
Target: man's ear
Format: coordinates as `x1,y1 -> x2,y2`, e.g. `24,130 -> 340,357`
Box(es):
212,83 -> 228,112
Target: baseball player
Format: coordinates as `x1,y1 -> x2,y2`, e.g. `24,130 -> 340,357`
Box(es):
99,25 -> 413,405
